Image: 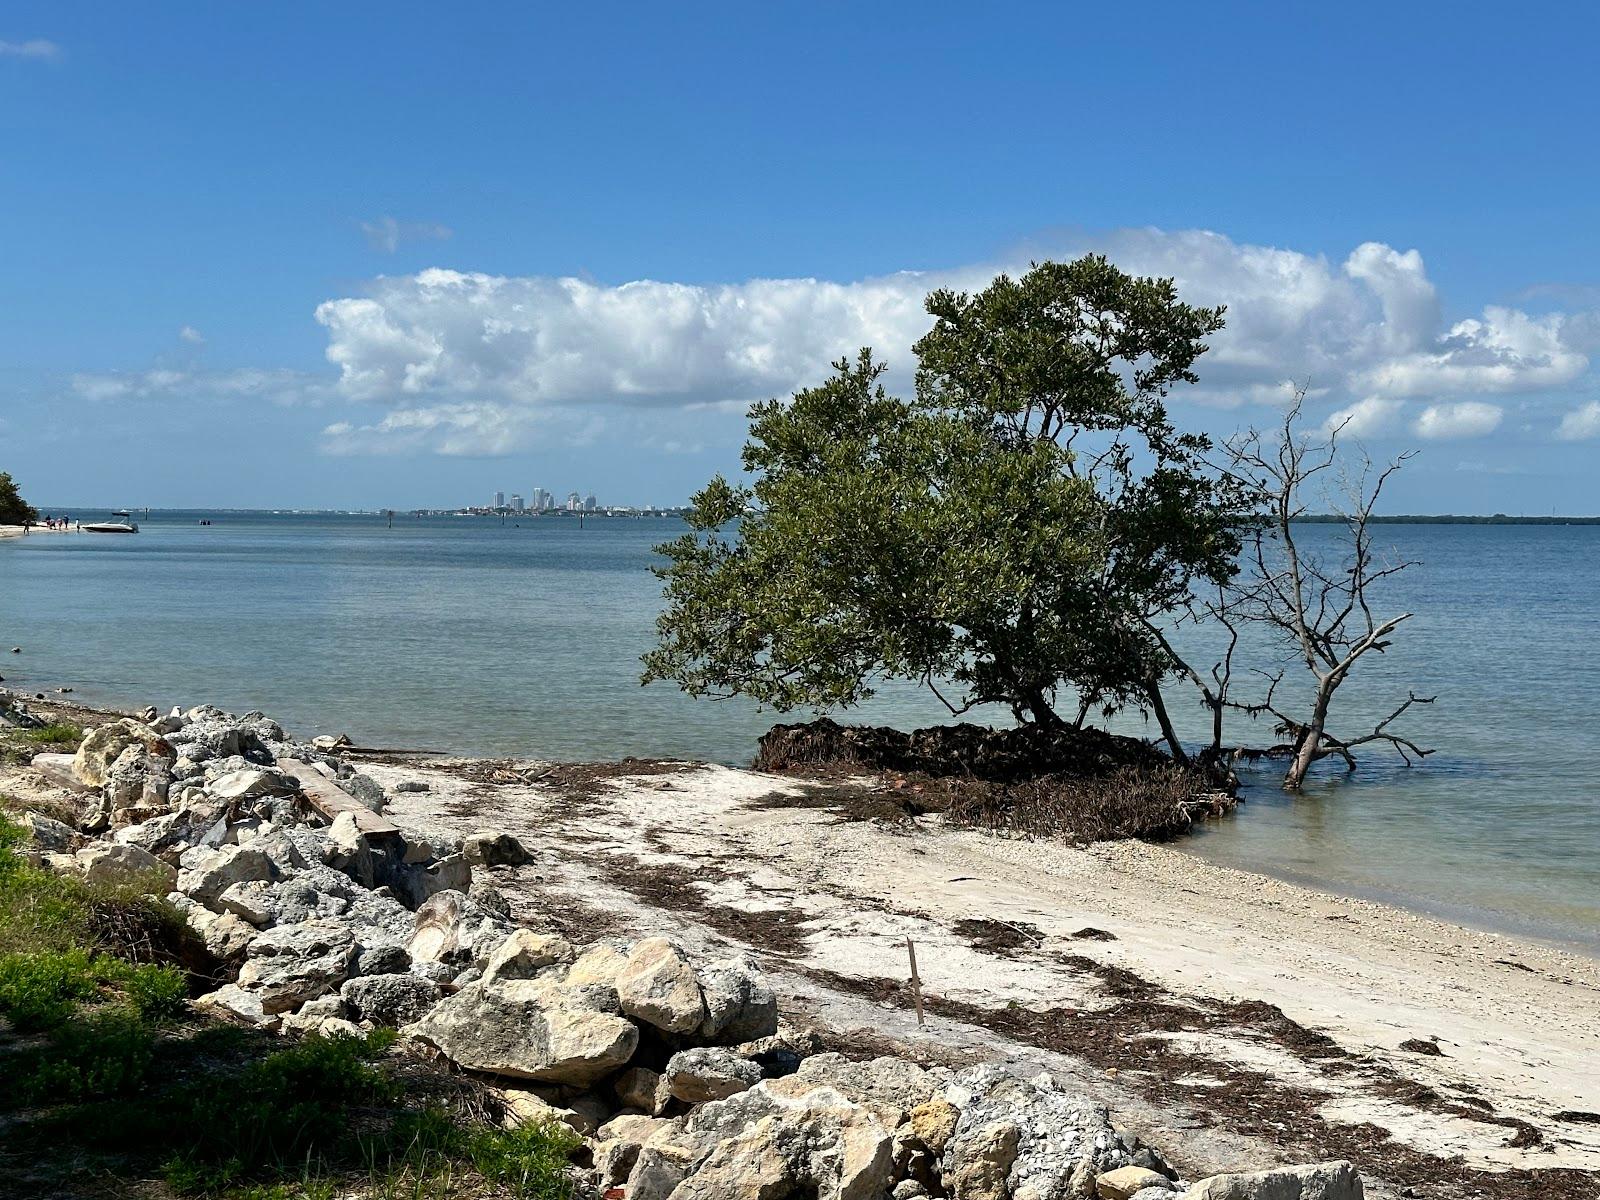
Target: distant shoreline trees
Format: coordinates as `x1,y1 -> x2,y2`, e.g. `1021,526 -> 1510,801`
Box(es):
0,473 -> 38,526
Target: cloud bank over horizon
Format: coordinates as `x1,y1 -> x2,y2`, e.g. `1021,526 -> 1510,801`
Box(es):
64,228 -> 1600,458
306,228 -> 1599,456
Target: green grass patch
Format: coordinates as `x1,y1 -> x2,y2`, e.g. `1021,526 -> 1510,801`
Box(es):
23,722 -> 83,747
0,815 -> 582,1198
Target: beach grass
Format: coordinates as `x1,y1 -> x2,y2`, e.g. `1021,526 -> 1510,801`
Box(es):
23,721 -> 84,747
0,808 -> 583,1199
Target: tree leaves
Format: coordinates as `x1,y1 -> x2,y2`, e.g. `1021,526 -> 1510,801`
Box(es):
642,259 -> 1249,728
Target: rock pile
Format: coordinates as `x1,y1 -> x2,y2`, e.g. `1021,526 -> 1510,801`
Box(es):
16,702 -> 1364,1200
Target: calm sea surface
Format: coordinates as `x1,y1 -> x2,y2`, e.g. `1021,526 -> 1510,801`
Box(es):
2,512 -> 1596,950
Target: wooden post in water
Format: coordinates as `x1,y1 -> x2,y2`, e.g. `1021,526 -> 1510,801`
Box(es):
906,936 -> 925,1026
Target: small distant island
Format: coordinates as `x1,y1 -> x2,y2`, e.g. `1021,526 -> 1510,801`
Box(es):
1298,513 -> 1600,525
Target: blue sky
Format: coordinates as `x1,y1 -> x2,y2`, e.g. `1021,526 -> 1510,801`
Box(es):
2,2 -> 1598,512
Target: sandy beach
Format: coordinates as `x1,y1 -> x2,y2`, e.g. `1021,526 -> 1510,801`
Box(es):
2,697 -> 1596,1198
366,755 -> 1600,1196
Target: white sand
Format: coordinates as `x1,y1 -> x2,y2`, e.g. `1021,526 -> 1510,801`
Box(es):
375,758 -> 1600,1186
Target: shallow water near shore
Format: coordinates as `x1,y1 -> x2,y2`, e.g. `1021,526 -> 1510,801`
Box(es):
2,510 -> 1597,950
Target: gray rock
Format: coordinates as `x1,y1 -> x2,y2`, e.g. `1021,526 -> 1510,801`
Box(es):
340,972 -> 440,1026
114,811 -> 193,860
791,1053 -> 943,1126
236,920 -> 357,1013
664,1046 -> 763,1103
403,975 -> 639,1086
217,879 -> 277,926
461,830 -> 532,867
340,772 -> 387,812
695,955 -> 778,1044
355,943 -> 412,976
407,890 -> 513,965
395,852 -> 472,909
196,983 -> 271,1026
25,810 -> 79,852
469,881 -> 512,918
1186,1161 -> 1363,1200
942,1066 -> 1132,1200
178,843 -> 274,907
616,937 -> 706,1035
75,842 -> 177,891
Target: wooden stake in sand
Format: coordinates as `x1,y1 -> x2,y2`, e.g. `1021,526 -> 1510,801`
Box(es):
906,936 -> 925,1026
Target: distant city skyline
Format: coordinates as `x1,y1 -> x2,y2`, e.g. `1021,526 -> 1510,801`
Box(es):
3,6 -> 1599,514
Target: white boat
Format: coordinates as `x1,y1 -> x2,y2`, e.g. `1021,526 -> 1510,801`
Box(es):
82,510 -> 139,534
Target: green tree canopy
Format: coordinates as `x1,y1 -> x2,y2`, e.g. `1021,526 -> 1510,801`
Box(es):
643,257 -> 1248,743
0,473 -> 38,526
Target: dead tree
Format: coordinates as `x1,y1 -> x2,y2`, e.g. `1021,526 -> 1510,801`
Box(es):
1222,395 -> 1434,790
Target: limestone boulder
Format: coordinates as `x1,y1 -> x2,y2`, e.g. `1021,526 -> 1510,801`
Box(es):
564,939 -> 630,989
403,975 -> 639,1086
461,830 -> 533,867
235,920 -> 357,1013
483,930 -> 576,982
694,954 -> 779,1044
787,1052 -> 944,1127
615,936 -> 705,1035
942,1066 -> 1133,1200
636,1079 -> 893,1200
910,1098 -> 961,1155
1098,1166 -> 1177,1199
1186,1161 -> 1363,1200
217,879 -> 278,926
74,842 -> 177,892
593,1114 -> 680,1187
73,719 -> 170,787
407,890 -> 513,965
500,1088 -> 593,1136
178,843 -> 274,907
210,767 -> 295,802
195,983 -> 272,1026
114,811 -> 192,861
340,972 -> 440,1026
664,1046 -> 763,1103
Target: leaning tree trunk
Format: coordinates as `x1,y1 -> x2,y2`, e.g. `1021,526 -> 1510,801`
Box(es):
1284,682 -> 1333,790
1146,678 -> 1190,767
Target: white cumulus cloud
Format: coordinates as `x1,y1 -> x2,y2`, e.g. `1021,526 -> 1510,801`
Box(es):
1557,400 -> 1600,441
0,38 -> 60,60
1414,401 -> 1504,440
1328,396 -> 1403,437
309,229 -> 1597,454
70,367 -> 328,406
178,325 -> 205,344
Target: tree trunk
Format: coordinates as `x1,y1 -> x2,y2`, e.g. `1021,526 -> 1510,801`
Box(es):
1146,678 -> 1190,766
1021,688 -> 1065,730
1284,683 -> 1332,789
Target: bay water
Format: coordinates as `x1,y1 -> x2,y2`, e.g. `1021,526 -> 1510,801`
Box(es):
2,511 -> 1596,950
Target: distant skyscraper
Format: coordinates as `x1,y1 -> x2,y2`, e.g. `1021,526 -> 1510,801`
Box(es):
492,490 -> 504,509
511,494 -> 524,511
566,491 -> 581,511
583,493 -> 597,511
